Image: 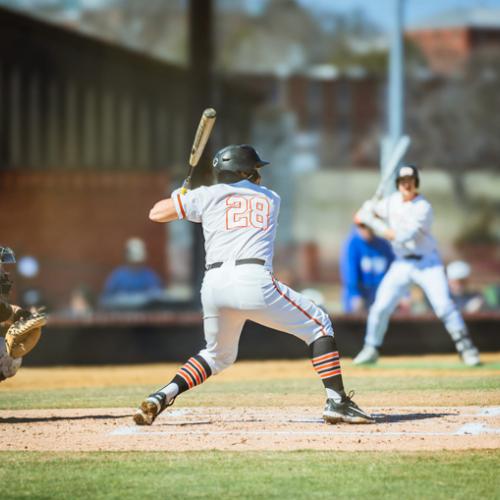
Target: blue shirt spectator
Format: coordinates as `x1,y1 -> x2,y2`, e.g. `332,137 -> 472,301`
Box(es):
340,225 -> 394,313
100,238 -> 164,310
102,266 -> 163,297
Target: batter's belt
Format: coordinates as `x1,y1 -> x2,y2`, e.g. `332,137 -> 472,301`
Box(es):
403,254 -> 423,260
206,258 -> 265,271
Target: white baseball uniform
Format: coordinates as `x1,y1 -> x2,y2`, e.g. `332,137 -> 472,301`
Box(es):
172,180 -> 333,374
0,337 -> 22,382
363,191 -> 467,347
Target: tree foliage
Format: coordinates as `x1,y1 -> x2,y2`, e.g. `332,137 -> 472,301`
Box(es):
408,48 -> 500,177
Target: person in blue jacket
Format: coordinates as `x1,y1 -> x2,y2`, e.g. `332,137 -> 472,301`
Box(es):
100,238 -> 164,309
340,224 -> 394,313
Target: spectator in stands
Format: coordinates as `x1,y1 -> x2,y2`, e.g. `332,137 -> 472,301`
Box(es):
16,255 -> 47,311
447,260 -> 485,313
67,285 -> 95,317
483,283 -> 500,311
99,238 -> 164,310
340,224 -> 394,314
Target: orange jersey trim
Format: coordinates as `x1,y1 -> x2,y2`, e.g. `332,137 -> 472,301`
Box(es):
177,194 -> 186,219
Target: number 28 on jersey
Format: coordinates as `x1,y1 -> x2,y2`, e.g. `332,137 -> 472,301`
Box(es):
225,195 -> 270,230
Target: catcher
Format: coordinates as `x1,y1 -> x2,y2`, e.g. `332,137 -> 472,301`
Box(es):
0,246 -> 46,382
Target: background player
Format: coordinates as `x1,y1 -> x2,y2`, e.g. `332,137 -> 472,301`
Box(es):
353,164 -> 480,366
133,144 -> 373,426
340,223 -> 394,313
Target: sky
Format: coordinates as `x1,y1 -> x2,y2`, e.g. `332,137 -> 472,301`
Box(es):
273,0 -> 500,30
5,0 -> 500,31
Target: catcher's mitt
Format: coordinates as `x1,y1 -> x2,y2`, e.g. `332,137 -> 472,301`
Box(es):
5,310 -> 47,358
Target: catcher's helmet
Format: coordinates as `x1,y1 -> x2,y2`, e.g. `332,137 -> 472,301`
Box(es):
212,144 -> 270,175
0,247 -> 15,296
0,246 -> 16,264
395,163 -> 419,188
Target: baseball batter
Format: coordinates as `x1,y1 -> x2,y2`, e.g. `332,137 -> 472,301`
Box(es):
353,164 -> 481,366
134,144 -> 373,425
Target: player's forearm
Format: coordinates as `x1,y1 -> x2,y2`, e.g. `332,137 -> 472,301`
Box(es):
149,198 -> 179,223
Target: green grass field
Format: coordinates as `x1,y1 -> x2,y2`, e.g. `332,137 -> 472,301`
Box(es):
1,356 -> 499,499
1,450 -> 498,499
1,374 -> 499,410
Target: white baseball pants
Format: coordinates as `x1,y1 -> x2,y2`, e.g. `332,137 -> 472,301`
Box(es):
0,337 -> 22,381
364,252 -> 466,347
198,262 -> 333,374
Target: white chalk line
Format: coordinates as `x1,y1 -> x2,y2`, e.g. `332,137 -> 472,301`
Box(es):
167,407 -> 500,418
455,423 -> 500,435
111,426 -> 500,437
477,407 -> 500,416
110,406 -> 500,438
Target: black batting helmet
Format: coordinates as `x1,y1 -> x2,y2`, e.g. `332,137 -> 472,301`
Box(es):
212,145 -> 270,175
395,163 -> 420,188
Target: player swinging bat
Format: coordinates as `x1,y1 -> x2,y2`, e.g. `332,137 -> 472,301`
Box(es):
180,108 -> 217,194
136,139 -> 374,426
353,160 -> 481,367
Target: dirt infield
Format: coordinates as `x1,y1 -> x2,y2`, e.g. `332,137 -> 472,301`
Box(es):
1,355 -> 499,452
1,406 -> 499,452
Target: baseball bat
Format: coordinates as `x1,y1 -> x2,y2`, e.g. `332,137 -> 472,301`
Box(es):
180,108 -> 217,194
372,135 -> 410,201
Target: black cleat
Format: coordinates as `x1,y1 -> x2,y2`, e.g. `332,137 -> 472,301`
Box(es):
323,391 -> 374,424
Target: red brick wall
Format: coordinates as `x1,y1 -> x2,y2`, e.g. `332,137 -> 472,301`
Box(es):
0,170 -> 170,308
408,27 -> 500,75
406,27 -> 471,75
320,80 -> 337,132
287,75 -> 309,127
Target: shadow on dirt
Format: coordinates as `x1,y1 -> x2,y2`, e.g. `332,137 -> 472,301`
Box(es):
0,414 -> 130,424
374,412 -> 455,423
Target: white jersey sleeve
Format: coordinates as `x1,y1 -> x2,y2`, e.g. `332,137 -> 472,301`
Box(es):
172,187 -> 209,223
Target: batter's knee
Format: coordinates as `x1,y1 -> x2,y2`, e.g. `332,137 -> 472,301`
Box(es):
433,300 -> 457,321
369,299 -> 394,319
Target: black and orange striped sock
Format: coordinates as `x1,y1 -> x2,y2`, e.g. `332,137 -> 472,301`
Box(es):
170,355 -> 212,395
310,336 -> 346,398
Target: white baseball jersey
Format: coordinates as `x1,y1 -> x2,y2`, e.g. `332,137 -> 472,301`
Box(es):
374,192 -> 437,259
172,180 -> 281,269
170,179 -> 333,375
364,191 -> 467,350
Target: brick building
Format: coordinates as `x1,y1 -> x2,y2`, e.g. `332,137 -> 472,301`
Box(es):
0,6 -> 257,308
406,7 -> 500,75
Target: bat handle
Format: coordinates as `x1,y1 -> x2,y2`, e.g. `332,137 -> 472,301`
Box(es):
180,176 -> 191,195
